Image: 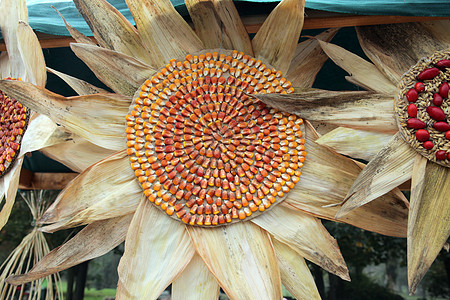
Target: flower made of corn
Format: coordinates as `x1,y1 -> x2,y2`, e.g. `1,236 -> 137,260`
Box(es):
0,78 -> 29,177
126,50 -> 306,226
395,50 -> 450,167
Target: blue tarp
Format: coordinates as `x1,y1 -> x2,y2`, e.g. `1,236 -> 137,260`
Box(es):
24,0 -> 450,37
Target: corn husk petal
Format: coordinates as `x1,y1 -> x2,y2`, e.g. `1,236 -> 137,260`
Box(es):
52,6 -> 95,45
357,21 -> 450,85
0,157 -> 23,231
172,254 -> 220,300
318,40 -> 396,94
252,205 -> 349,281
125,0 -> 203,67
40,151 -> 141,232
252,0 -> 305,73
116,200 -> 195,300
287,28 -> 339,88
6,214 -> 133,285
0,80 -> 129,150
47,67 -> 108,95
316,127 -> 393,161
408,155 -> 450,294
338,133 -> 415,218
188,222 -> 282,300
273,239 -> 321,300
255,89 -> 397,134
70,43 -> 155,96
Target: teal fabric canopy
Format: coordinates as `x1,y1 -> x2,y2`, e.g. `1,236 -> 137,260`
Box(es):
26,0 -> 450,37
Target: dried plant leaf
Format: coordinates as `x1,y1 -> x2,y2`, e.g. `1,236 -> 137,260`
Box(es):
0,157 -> 23,231
186,0 -> 253,54
0,52 -> 11,78
253,205 -> 349,281
188,222 -> 282,300
316,127 -> 393,161
408,156 -> 450,294
7,214 -> 133,285
172,254 -> 220,300
71,43 -> 155,96
0,80 -> 129,150
255,89 -> 397,134
338,133 -> 415,218
285,122 -> 408,237
318,40 -> 397,94
47,67 -> 108,95
52,6 -> 95,45
357,22 -> 450,85
252,0 -> 305,73
0,0 -> 28,79
40,151 -> 141,232
16,21 -> 46,87
421,20 -> 450,46
42,135 -> 115,173
125,0 -> 203,67
73,0 -> 153,66
117,200 -> 195,299
287,28 -> 339,88
272,239 -> 321,300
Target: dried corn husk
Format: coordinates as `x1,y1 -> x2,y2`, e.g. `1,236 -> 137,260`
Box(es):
254,89 -> 397,134
172,254 -> 220,300
73,0 -> 153,66
253,205 -> 350,280
287,28 -> 339,88
357,22 -> 450,85
0,80 -> 130,150
318,40 -> 397,94
252,0 -> 305,73
0,157 -> 23,230
47,67 -> 108,95
316,127 -> 393,161
408,155 -> 450,294
52,6 -> 95,45
188,221 -> 282,300
7,213 -> 133,285
273,239 -> 321,300
338,133 -> 415,218
117,200 -> 195,299
70,43 -> 155,95
40,151 -> 141,232
125,0 -> 203,67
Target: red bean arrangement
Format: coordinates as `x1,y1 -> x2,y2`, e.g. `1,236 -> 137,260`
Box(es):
405,59 -> 450,161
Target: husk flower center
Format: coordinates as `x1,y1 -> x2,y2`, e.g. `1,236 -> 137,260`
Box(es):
126,50 -> 306,226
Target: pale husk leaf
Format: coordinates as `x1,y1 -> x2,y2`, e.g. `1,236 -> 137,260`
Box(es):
16,21 -> 46,87
117,200 -> 195,300
0,0 -> 27,79
254,89 -> 397,134
40,151 -> 141,232
0,157 -> 23,231
41,135 -> 115,173
421,20 -> 450,46
71,43 -> 155,96
272,239 -> 321,300
47,67 -> 108,95
19,114 -> 72,158
0,80 -> 129,150
0,52 -> 12,78
285,122 -> 409,237
316,127 -> 393,161
172,254 -> 220,300
186,0 -> 253,54
125,0 -> 203,67
356,22 -> 450,85
73,0 -> 153,65
408,155 -> 450,294
188,221 -> 282,300
6,214 -> 133,285
287,28 -> 339,88
252,205 -> 350,281
252,0 -> 305,73
338,133 -> 415,218
318,40 -> 396,94
52,6 -> 95,45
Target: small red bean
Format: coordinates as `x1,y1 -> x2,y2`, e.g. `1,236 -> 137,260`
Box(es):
433,93 -> 443,106
414,82 -> 425,92
418,67 -> 440,81
436,150 -> 447,160
423,141 -> 433,150
407,118 -> 426,129
426,106 -> 446,121
439,82 -> 449,98
406,88 -> 418,102
415,129 -> 430,142
407,104 -> 417,117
